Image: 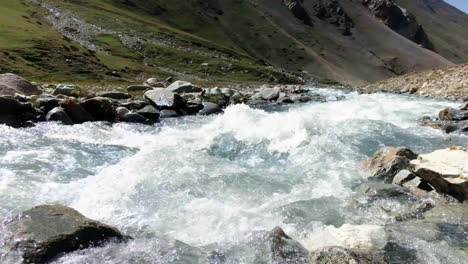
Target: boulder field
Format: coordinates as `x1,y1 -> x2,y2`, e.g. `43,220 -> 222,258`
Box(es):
0,74 -> 334,128
368,146 -> 468,201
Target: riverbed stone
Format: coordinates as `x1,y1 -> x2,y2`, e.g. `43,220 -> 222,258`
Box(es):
80,97 -> 115,121
167,81 -> 203,94
46,107 -> 74,125
368,147 -> 418,183
144,88 -> 185,109
137,105 -> 160,121
160,109 -> 179,118
35,97 -> 61,113
439,107 -> 468,121
198,102 -> 222,115
269,227 -> 309,264
127,85 -> 152,92
411,148 -> 468,201
121,112 -> 151,124
60,99 -> 94,123
2,205 -> 128,264
0,73 -> 42,96
252,87 -> 280,101
309,247 -> 387,264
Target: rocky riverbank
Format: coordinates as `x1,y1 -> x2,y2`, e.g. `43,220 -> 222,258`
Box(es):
0,73 -> 339,128
362,64 -> 468,100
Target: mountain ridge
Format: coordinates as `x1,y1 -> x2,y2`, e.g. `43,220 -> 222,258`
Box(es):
0,0 -> 467,86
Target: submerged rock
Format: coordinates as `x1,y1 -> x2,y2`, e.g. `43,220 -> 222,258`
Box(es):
2,205 -> 128,263
309,246 -> 387,264
411,148 -> 468,201
269,227 -> 309,264
368,147 -> 418,183
0,73 -> 42,96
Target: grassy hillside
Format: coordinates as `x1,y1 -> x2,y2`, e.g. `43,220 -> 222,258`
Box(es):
0,0 -> 465,86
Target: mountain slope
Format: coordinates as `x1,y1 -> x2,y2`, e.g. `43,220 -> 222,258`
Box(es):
0,0 -> 466,86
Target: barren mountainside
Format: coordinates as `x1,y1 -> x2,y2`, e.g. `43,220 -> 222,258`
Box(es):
0,0 -> 467,85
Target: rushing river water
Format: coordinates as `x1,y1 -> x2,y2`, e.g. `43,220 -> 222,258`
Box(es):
0,89 -> 467,263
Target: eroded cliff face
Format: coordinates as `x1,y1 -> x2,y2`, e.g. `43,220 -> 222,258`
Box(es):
361,0 -> 433,49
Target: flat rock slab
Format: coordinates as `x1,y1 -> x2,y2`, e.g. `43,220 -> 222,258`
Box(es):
411,148 -> 468,201
2,205 -> 128,263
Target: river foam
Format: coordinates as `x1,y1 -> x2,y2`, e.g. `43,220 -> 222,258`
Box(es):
1,90 -> 467,263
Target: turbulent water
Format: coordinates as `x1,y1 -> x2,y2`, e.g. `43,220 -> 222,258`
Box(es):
0,89 -> 467,264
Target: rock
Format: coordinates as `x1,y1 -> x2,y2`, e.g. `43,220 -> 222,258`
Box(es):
309,247 -> 387,264
411,148 -> 468,201
127,85 -> 152,92
137,105 -> 160,121
0,96 -> 37,127
144,78 -> 162,87
96,91 -> 131,100
198,102 -> 222,115
439,107 -> 468,121
252,87 -> 280,101
0,96 -> 26,115
52,84 -> 85,97
2,205 -> 128,263
35,97 -> 61,113
0,73 -> 42,96
184,101 -> 204,115
80,97 -> 115,121
277,96 -> 294,104
46,107 -> 74,125
220,88 -> 236,96
166,81 -> 203,94
60,99 -> 94,123
118,100 -> 149,110
247,99 -> 268,106
202,93 -> 230,108
392,170 -> 433,191
460,101 -> 468,111
144,88 -> 185,109
0,114 -> 20,127
269,227 -> 309,264
368,147 -> 418,183
160,109 -> 179,118
121,112 -> 151,124
282,0 -> 312,26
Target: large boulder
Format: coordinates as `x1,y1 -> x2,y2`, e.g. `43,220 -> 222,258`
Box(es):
252,87 -> 281,101
137,105 -> 160,121
35,97 -> 61,114
60,99 -> 94,123
0,96 -> 37,127
367,147 -> 418,183
1,205 -> 128,263
411,148 -> 468,201
439,107 -> 468,121
309,247 -> 387,264
0,73 -> 42,96
80,97 -> 115,121
269,227 -> 309,264
144,88 -> 185,109
46,107 -> 74,125
166,81 -> 203,94
116,107 -> 151,124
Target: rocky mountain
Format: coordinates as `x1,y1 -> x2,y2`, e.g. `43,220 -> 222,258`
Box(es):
0,0 -> 467,86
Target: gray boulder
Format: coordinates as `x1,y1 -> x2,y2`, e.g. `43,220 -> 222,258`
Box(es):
137,105 -> 160,121
411,148 -> 468,201
439,107 -> 468,121
198,102 -> 222,116
0,96 -> 25,115
116,107 -> 151,124
392,170 -> 433,191
367,147 -> 418,183
0,73 -> 42,96
160,109 -> 179,118
35,97 -> 61,113
166,81 -> 203,94
309,247 -> 387,264
96,91 -> 131,100
119,100 -> 149,110
252,87 -> 280,101
80,97 -> 115,121
144,88 -> 185,109
46,107 -> 74,125
1,205 -> 128,264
